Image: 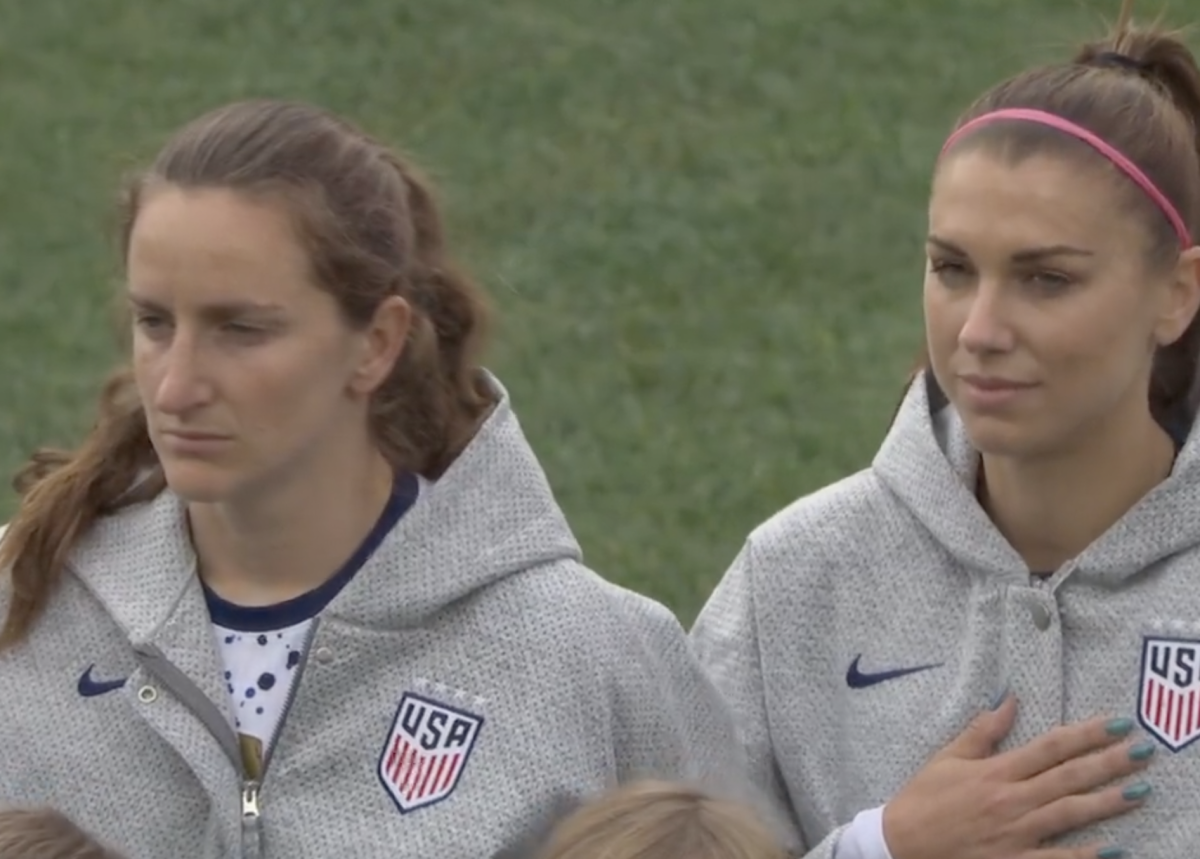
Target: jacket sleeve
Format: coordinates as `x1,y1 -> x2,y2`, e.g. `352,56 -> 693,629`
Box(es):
690,540 -> 810,856
606,587 -> 766,802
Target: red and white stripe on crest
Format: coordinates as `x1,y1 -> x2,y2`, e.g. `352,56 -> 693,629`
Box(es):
1138,637 -> 1200,753
382,733 -> 466,805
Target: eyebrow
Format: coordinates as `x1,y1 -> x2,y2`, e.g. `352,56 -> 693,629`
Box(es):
127,293 -> 288,318
926,235 -> 1096,262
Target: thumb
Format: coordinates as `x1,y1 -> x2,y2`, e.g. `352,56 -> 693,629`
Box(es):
938,693 -> 1017,761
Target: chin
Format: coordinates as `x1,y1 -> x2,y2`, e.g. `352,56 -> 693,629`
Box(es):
959,414 -> 1058,460
159,460 -> 245,504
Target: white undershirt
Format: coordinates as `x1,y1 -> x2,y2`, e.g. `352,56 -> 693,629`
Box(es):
213,618 -> 314,778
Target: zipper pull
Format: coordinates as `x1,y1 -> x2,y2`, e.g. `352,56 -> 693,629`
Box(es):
242,781 -> 262,821
242,780 -> 264,859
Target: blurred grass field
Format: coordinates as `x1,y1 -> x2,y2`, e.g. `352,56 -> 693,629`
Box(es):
0,1 -> 1150,620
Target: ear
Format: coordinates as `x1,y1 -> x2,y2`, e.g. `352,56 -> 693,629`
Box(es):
1154,246 -> 1200,347
347,295 -> 412,397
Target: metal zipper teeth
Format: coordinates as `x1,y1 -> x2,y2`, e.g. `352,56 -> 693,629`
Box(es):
259,617 -> 322,778
240,617 -> 322,858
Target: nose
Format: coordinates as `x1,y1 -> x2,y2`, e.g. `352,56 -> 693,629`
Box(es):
958,283 -> 1016,355
153,333 -> 214,415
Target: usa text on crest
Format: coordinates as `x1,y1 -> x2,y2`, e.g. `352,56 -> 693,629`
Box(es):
377,691 -> 484,813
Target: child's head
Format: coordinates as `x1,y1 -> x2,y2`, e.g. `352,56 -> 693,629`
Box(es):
534,781 -> 787,859
0,808 -> 123,859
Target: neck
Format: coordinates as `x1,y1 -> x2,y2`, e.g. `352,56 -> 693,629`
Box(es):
188,445 -> 395,607
979,408 -> 1177,573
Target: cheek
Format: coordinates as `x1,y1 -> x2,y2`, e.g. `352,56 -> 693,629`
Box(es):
922,280 -> 961,358
131,340 -> 163,399
1045,291 -> 1151,373
237,340 -> 357,435
1036,296 -> 1155,419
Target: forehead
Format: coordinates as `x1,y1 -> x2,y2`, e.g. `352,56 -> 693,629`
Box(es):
929,150 -> 1130,253
126,186 -> 315,302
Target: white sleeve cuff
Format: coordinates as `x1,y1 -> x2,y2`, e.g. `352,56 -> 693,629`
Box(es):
832,805 -> 894,859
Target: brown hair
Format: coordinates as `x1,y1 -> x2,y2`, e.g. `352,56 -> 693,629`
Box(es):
902,0 -> 1200,423
0,808 -> 125,859
0,99 -> 493,649
533,781 -> 787,859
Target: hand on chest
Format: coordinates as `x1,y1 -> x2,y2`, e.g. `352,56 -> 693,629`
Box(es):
823,582 -> 1200,836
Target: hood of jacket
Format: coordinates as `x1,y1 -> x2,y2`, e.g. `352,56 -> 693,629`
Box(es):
872,371 -> 1200,586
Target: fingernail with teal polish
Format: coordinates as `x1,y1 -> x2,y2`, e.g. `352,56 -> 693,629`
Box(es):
1129,741 -> 1156,761
1096,847 -> 1126,859
1106,717 -> 1135,737
987,686 -> 1009,710
1122,781 -> 1152,802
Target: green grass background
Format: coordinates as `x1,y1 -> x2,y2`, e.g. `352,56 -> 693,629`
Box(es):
0,1 -> 1170,621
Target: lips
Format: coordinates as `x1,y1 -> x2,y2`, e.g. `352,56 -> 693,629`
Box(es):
959,375 -> 1035,391
161,430 -> 230,442
956,373 -> 1038,410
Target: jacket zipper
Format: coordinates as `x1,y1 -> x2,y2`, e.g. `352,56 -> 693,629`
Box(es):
239,617 -> 322,857
136,617 -> 322,859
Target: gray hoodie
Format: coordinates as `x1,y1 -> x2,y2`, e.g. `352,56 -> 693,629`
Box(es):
0,376 -> 747,858
692,372 -> 1200,858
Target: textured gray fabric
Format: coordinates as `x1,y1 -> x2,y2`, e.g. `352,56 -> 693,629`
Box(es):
0,375 -> 749,858
692,372 -> 1200,858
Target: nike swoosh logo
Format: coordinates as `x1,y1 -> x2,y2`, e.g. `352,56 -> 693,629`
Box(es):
77,664 -> 127,698
846,654 -> 942,689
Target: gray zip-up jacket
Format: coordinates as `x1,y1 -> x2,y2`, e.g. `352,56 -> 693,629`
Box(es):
692,373 -> 1200,858
0,378 -> 747,859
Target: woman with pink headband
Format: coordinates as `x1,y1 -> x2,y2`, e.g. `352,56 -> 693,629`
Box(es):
693,2 -> 1200,858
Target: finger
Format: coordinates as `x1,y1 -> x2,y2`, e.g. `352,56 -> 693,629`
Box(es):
938,694 -> 1018,761
998,715 -> 1135,780
1017,779 -> 1150,844
1023,737 -> 1155,807
1020,846 -> 1128,859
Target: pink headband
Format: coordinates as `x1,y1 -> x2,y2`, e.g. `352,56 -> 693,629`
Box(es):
941,108 -> 1192,248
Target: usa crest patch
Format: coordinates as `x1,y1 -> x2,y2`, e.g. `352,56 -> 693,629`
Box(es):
377,691 -> 484,813
1138,636 -> 1200,752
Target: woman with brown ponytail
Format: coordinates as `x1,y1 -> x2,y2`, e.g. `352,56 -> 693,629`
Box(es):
694,2 -> 1200,858
0,100 -> 747,859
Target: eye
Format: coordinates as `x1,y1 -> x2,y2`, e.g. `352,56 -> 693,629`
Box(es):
929,258 -> 974,287
221,321 -> 271,342
134,313 -> 171,338
1025,270 -> 1075,294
